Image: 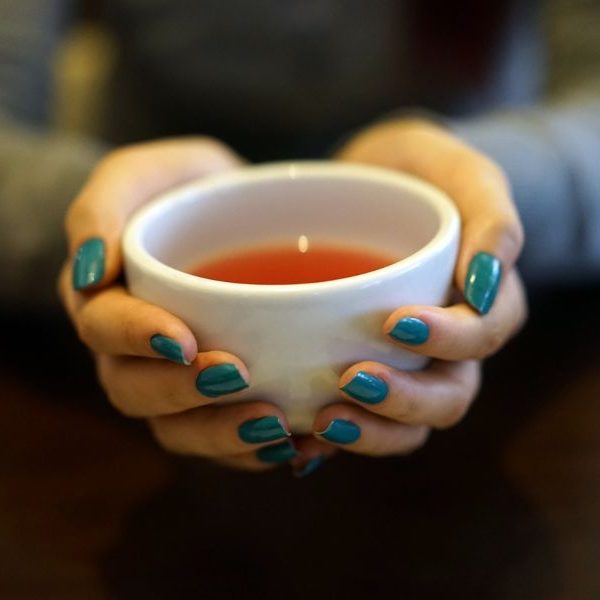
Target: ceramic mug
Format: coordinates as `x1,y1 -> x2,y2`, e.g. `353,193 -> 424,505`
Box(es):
123,162 -> 460,432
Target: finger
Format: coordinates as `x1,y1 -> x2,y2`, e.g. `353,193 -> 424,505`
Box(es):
66,137 -> 242,291
338,360 -> 481,429
58,261 -> 82,325
207,440 -> 305,472
211,454 -> 280,472
337,121 -> 524,313
313,403 -> 431,457
97,351 -> 250,417
383,269 -> 527,360
60,264 -> 198,362
290,436 -> 338,478
149,401 -> 293,459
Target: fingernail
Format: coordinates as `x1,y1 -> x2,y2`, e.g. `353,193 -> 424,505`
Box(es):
72,238 -> 105,290
464,252 -> 502,315
316,419 -> 361,445
340,371 -> 388,405
195,363 -> 248,397
239,416 -> 290,444
256,440 -> 298,464
388,317 -> 429,345
293,456 -> 324,478
150,334 -> 190,365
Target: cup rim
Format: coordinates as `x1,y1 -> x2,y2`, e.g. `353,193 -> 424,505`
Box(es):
123,161 -> 460,297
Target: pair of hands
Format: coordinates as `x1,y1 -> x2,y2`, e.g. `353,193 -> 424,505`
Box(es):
59,119 -> 527,475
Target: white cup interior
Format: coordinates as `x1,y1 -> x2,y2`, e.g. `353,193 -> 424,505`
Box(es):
139,163 -> 443,277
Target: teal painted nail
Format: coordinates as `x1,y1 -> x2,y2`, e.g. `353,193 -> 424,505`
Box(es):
389,317 -> 429,345
256,440 -> 298,464
464,252 -> 502,315
317,420 -> 361,445
72,238 -> 105,290
293,456 -> 324,478
196,363 -> 248,397
340,371 -> 388,405
150,335 -> 189,365
239,416 -> 290,444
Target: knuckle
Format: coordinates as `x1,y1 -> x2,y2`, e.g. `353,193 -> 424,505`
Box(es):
94,354 -> 110,388
195,137 -> 240,170
479,154 -> 507,182
121,314 -> 141,354
405,427 -> 430,453
516,300 -> 529,334
435,361 -> 481,429
97,146 -> 135,170
474,216 -> 524,266
437,395 -> 471,429
75,308 -> 95,347
497,218 -> 525,262
195,135 -> 229,154
390,394 -> 419,423
95,357 -> 122,407
106,393 -> 138,418
56,264 -> 71,308
449,149 -> 496,181
95,356 -> 139,418
467,151 -> 508,189
149,419 -> 188,455
158,383 -> 198,415
477,318 -> 505,359
188,413 -> 230,457
88,146 -> 145,182
64,200 -> 85,237
512,274 -> 529,334
377,426 -> 431,457
65,199 -> 102,245
368,434 -> 399,457
436,363 -> 480,429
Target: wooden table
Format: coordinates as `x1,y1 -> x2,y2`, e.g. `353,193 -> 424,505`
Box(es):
2,286 -> 600,599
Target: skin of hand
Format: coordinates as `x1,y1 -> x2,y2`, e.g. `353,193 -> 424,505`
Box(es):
59,123 -> 527,477
59,137 -> 309,472
292,119 -> 528,468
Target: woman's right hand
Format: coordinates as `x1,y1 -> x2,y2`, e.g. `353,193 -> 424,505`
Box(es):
58,138 -> 300,470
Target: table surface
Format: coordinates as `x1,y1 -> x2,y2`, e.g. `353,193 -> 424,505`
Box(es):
2,285 -> 600,600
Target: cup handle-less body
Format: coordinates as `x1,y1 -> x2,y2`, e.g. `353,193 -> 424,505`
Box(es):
123,163 -> 460,432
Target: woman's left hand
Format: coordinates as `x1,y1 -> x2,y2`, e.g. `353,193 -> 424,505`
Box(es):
292,118 -> 527,471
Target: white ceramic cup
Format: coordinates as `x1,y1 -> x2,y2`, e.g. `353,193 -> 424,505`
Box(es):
123,162 -> 460,432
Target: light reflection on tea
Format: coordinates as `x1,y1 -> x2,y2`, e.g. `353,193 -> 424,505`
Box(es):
190,237 -> 398,285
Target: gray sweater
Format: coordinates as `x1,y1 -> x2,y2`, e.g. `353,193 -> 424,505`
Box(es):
1,0 -> 599,308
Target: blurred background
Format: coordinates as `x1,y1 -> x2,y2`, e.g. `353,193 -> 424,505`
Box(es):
2,2 -> 600,599
52,21 -> 115,138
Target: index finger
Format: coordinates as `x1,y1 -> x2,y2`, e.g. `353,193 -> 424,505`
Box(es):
66,137 -> 242,291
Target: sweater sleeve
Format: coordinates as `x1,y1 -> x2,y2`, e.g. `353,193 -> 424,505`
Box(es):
0,0 -> 106,309
450,0 -> 600,286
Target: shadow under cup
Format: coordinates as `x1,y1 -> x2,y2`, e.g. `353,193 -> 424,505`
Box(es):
123,162 -> 460,432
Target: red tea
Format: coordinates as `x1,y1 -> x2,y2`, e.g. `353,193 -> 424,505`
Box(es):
189,241 -> 397,284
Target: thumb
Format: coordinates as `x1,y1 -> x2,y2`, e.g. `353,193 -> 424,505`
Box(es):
67,137 -> 243,291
